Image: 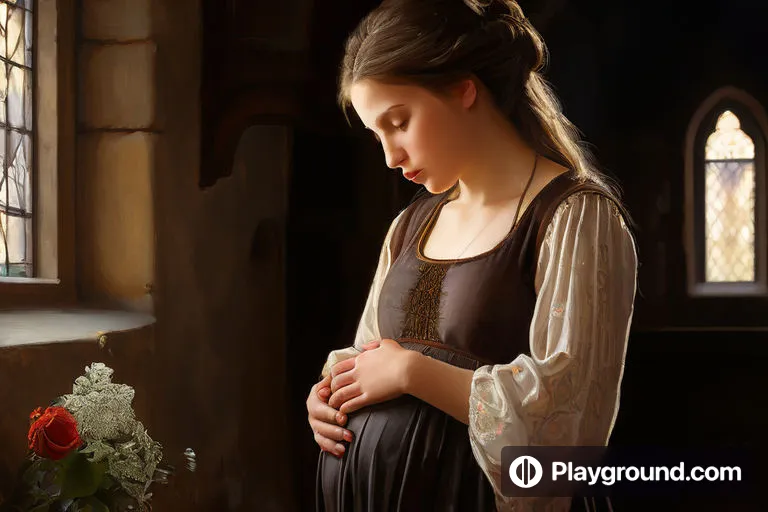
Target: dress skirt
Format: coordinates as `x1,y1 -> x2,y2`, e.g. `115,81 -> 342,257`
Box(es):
316,342 -> 497,512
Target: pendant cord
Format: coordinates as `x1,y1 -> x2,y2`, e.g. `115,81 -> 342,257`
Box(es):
453,153 -> 539,259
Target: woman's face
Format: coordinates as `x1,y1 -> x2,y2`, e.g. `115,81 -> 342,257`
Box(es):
350,79 -> 476,194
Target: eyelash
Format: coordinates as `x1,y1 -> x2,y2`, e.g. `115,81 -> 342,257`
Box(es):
371,120 -> 409,143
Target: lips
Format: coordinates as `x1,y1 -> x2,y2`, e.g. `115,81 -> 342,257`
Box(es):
403,169 -> 422,181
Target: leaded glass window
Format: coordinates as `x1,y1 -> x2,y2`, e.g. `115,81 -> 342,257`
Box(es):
704,111 -> 756,282
0,0 -> 33,278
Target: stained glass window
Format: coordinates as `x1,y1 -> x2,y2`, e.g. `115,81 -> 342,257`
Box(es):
703,110 -> 756,282
0,0 -> 33,278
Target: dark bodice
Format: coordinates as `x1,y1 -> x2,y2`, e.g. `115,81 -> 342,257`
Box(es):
378,170 -> 611,367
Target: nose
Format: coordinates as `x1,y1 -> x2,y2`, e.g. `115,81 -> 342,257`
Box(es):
382,139 -> 407,170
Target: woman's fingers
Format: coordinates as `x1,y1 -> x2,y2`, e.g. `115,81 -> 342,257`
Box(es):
361,341 -> 381,350
313,430 -> 347,457
308,378 -> 347,427
310,418 -> 354,444
318,374 -> 332,387
310,375 -> 332,397
309,405 -> 354,457
330,358 -> 356,378
330,369 -> 356,394
307,375 -> 355,457
328,382 -> 362,410
309,390 -> 349,429
309,394 -> 341,424
339,393 -> 368,415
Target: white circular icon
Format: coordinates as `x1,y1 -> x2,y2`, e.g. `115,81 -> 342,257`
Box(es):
509,455 -> 543,488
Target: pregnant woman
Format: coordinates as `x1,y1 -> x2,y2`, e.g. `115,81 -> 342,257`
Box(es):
306,1 -> 638,510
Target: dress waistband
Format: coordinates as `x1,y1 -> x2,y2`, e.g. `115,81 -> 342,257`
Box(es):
396,337 -> 494,367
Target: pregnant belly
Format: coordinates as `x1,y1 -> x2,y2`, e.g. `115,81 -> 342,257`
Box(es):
317,393 -> 495,511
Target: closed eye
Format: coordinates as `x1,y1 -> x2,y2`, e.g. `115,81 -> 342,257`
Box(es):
367,118 -> 408,143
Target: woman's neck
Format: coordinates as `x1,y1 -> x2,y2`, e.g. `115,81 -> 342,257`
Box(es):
453,111 -> 538,208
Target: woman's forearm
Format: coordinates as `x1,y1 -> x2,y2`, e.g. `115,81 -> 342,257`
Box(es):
403,351 -> 475,425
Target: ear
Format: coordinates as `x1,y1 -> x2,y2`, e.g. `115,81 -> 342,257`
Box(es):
455,78 -> 478,109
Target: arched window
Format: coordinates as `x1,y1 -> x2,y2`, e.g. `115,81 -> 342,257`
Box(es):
686,87 -> 768,296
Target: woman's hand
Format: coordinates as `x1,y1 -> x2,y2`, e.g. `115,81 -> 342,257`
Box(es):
306,374 -> 354,458
328,339 -> 415,414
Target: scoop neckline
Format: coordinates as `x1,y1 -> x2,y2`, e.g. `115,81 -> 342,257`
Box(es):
415,170 -> 575,264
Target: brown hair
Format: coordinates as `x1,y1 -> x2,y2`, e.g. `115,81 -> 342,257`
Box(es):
338,0 -> 624,200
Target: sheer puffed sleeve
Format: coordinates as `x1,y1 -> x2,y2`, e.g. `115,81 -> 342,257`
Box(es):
320,209 -> 405,379
468,192 -> 638,510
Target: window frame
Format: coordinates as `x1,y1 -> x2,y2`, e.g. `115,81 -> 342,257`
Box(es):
685,86 -> 768,298
0,0 -> 76,309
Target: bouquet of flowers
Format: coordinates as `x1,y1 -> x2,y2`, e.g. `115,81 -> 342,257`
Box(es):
0,363 -> 183,512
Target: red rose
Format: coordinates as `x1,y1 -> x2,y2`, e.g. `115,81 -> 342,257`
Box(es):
27,406 -> 82,460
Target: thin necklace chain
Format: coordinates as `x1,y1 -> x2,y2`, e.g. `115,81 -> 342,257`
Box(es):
452,154 -> 539,260
453,203 -> 506,260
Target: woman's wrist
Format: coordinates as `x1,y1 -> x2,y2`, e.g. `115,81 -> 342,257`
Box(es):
401,349 -> 423,395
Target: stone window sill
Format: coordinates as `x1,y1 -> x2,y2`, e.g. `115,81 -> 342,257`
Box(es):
0,309 -> 155,348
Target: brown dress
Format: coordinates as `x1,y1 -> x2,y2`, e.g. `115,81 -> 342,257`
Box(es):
316,170 -> 616,511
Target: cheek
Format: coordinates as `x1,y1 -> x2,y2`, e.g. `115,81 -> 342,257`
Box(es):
411,118 -> 462,163
419,128 -> 466,175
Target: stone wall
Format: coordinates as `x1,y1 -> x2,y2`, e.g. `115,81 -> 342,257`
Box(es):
78,0 -> 156,312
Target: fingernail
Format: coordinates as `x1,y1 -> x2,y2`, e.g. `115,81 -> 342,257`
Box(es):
343,430 -> 353,442
337,413 -> 346,424
336,444 -> 345,455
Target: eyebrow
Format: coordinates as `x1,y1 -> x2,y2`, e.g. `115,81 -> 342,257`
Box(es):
368,104 -> 405,129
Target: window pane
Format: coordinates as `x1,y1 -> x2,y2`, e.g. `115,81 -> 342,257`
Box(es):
704,160 -> 755,282
0,0 -> 32,279
705,110 -> 755,160
0,211 -> 30,277
0,130 -> 30,277
0,63 -> 6,125
23,67 -> 29,128
0,4 -> 6,61
24,2 -> 30,65
7,63 -> 24,128
15,131 -> 29,209
0,129 -> 7,204
6,4 -> 24,66
0,131 -> 28,211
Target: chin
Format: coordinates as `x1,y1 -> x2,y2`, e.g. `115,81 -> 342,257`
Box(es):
423,179 -> 456,196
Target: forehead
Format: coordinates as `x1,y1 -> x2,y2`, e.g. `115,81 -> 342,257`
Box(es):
350,80 -> 432,123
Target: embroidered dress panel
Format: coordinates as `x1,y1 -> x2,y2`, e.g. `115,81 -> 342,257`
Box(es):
399,262 -> 448,342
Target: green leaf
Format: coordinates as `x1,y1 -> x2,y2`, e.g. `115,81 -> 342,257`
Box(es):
59,454 -> 106,500
22,458 -> 58,487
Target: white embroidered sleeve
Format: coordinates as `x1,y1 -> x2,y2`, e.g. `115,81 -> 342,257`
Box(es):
467,192 -> 638,510
320,209 -> 405,379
